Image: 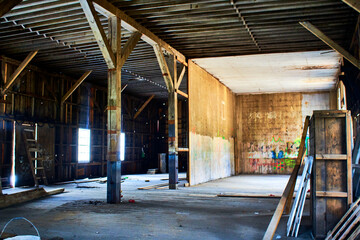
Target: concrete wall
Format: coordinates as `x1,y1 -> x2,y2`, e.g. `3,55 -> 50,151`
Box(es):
235,92 -> 335,174
189,61 -> 235,185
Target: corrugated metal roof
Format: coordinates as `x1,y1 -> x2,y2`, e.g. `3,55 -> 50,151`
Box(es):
0,0 -> 357,97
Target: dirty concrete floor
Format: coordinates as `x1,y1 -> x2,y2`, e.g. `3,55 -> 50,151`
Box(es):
0,174 -> 312,240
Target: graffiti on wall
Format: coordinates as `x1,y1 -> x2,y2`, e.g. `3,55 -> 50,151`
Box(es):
246,136 -> 307,173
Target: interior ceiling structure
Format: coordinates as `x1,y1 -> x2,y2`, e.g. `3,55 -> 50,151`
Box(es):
193,50 -> 341,94
0,0 -> 357,98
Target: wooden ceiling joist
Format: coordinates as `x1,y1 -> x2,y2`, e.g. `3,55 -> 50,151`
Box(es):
342,0 -> 360,13
1,50 -> 38,96
92,0 -> 187,66
79,0 -> 115,69
300,21 -> 360,69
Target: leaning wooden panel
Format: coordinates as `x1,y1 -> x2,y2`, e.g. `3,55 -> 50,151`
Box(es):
310,110 -> 352,239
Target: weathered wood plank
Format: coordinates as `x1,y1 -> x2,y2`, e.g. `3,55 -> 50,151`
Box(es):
285,116 -> 310,214
79,0 -> 115,69
153,44 -> 174,92
133,95 -> 154,120
0,188 -> 64,209
120,31 -> 142,67
299,21 -> 360,69
315,154 -> 348,160
262,163 -> 301,240
1,51 -> 38,96
343,0 -> 360,13
176,89 -> 188,98
175,66 -> 186,90
61,70 -> 92,104
316,191 -> 348,198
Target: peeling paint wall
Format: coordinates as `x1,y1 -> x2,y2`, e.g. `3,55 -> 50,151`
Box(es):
189,61 -> 235,185
235,92 -> 335,174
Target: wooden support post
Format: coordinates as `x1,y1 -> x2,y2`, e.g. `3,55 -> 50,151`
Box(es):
61,71 -> 92,104
0,0 -> 23,18
299,21 -> 360,69
167,54 -> 178,190
133,95 -> 154,119
343,0 -> 360,13
106,16 -> 122,204
168,90 -> 178,189
1,51 -> 38,96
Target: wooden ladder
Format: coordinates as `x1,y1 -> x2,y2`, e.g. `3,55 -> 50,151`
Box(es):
22,126 -> 48,187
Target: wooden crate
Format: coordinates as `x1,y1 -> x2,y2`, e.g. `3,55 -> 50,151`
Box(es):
310,110 -> 352,239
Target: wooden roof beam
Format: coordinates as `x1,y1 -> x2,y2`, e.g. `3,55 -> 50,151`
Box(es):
153,44 -> 174,92
133,95 -> 154,119
300,21 -> 360,69
342,0 -> 360,13
0,0 -> 23,18
92,0 -> 187,66
61,70 -> 92,104
79,0 -> 115,69
1,50 -> 38,96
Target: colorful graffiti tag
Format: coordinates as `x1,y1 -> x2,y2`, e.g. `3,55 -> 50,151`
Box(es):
246,136 -> 307,173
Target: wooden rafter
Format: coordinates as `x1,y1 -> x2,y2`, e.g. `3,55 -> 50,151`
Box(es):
120,32 -> 142,67
92,0 -> 187,66
300,21 -> 360,69
133,95 -> 154,119
79,0 -> 115,69
1,51 -> 38,96
343,0 -> 360,13
0,0 -> 23,18
154,44 -> 174,92
61,71 -> 92,104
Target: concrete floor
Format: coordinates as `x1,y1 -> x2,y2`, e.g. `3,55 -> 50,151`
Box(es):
0,174 -> 312,240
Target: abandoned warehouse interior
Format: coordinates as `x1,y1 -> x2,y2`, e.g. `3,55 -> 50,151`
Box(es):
0,0 -> 360,239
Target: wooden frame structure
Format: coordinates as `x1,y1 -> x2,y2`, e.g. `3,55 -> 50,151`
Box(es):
80,0 -> 188,200
310,110 -> 353,238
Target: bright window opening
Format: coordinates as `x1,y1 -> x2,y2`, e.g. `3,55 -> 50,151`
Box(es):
78,128 -> 90,163
120,132 -> 125,161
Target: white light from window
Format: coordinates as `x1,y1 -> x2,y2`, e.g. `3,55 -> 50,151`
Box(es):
120,132 -> 125,161
78,128 -> 90,163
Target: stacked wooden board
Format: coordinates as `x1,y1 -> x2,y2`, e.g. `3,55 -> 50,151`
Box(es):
325,197 -> 360,240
